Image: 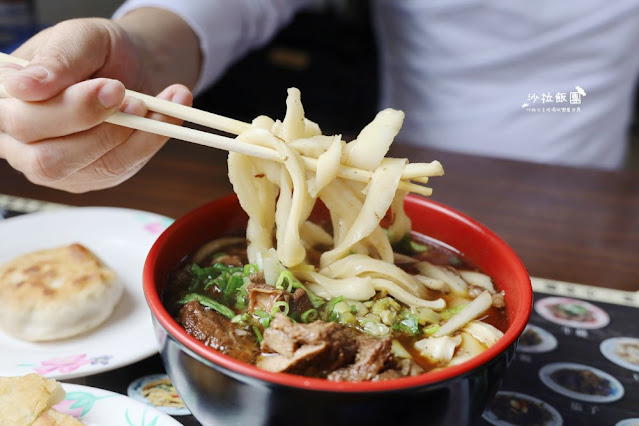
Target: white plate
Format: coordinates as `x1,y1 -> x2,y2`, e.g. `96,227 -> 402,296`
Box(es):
534,296 -> 610,329
600,337 -> 639,373
539,362 -> 624,403
517,324 -> 558,353
0,207 -> 173,379
55,383 -> 182,425
483,391 -> 562,426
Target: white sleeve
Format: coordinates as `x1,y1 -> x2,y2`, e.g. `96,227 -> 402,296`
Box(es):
113,0 -> 309,94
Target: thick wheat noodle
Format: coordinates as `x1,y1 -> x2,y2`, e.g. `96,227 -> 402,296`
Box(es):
226,88 -> 447,312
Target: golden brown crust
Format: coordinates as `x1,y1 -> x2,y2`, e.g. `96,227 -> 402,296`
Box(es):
33,408 -> 84,426
0,243 -> 122,341
0,373 -> 74,425
0,243 -> 115,305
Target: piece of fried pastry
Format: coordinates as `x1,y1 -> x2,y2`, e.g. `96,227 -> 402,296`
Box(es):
0,373 -> 83,425
0,243 -> 122,341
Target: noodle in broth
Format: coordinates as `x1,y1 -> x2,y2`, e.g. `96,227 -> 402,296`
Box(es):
163,88 -> 507,380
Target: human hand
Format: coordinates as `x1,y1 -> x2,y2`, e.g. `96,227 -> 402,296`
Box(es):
0,17 -> 194,193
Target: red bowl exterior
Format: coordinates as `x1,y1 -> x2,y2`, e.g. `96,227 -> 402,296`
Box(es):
144,194 -> 532,425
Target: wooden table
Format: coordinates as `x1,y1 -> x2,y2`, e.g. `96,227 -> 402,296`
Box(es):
2,140 -> 637,291
2,140 -> 639,425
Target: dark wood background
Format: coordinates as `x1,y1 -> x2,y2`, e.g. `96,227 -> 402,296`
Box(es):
1,140 -> 637,291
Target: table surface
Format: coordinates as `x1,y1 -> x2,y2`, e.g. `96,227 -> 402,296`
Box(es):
2,140 -> 637,291
2,140 -> 639,425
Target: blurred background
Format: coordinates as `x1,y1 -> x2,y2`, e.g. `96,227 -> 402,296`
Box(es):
2,0 -> 638,170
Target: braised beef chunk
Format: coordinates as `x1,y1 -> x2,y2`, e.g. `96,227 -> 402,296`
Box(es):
178,301 -> 259,364
248,271 -> 266,285
394,358 -> 425,377
259,314 -> 359,376
247,283 -> 291,313
258,314 -> 397,380
290,288 -> 313,315
327,335 -> 392,382
373,358 -> 425,381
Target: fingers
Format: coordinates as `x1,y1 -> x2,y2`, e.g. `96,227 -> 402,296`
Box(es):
0,78 -> 126,143
0,99 -> 143,184
66,84 -> 193,191
3,19 -> 115,101
0,84 -> 192,193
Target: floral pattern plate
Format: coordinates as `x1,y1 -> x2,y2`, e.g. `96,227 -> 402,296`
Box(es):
55,383 -> 182,425
0,207 -> 173,379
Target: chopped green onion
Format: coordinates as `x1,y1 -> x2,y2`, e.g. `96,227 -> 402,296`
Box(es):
275,270 -> 297,292
223,274 -> 244,304
211,262 -> 230,272
448,255 -> 462,266
243,264 -> 259,276
231,313 -> 249,324
254,309 -> 272,328
392,314 -> 420,335
234,282 -> 249,310
252,326 -> 263,343
409,240 -> 428,253
271,301 -> 290,316
178,293 -> 235,319
275,270 -> 325,308
324,296 -> 343,322
393,234 -> 429,254
189,264 -> 216,291
423,324 -> 440,335
300,309 -> 319,323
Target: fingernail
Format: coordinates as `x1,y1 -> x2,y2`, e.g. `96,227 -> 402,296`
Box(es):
0,64 -> 24,76
98,80 -> 123,109
121,96 -> 146,115
5,66 -> 50,82
171,89 -> 191,105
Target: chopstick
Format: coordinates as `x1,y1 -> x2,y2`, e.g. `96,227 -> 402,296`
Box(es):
0,52 -> 442,196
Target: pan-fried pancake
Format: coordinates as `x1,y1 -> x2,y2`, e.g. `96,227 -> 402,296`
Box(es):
0,243 -> 122,341
0,374 -> 83,426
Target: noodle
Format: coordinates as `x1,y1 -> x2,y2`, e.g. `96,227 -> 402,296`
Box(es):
164,86 -> 510,376
226,86 -> 481,314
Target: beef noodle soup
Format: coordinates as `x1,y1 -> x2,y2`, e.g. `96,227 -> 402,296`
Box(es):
162,88 -> 508,382
163,230 -> 508,381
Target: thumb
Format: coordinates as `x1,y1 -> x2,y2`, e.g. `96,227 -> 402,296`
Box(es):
1,19 -> 115,102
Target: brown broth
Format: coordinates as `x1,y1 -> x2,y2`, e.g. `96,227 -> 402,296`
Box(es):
163,229 -> 509,377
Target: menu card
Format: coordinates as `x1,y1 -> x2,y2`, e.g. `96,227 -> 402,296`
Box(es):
478,278 -> 639,426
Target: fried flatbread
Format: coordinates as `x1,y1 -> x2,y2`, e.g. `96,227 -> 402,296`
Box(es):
0,374 -> 83,426
0,243 -> 122,341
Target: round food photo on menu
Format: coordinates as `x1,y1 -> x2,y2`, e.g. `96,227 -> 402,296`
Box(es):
601,337 -> 639,373
517,324 -> 558,353
127,374 -> 190,416
482,391 -> 562,426
616,419 -> 639,426
539,362 -> 624,403
534,297 -> 610,329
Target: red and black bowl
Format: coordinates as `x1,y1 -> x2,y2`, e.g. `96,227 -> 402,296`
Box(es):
143,194 -> 532,426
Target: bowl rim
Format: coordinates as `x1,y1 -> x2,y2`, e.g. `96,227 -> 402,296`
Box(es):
143,194 -> 532,393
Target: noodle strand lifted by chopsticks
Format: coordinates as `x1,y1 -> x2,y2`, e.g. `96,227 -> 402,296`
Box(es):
227,87 -> 446,310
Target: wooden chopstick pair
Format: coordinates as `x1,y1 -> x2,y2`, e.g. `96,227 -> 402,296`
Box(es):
0,52 -> 441,196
